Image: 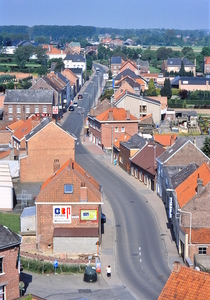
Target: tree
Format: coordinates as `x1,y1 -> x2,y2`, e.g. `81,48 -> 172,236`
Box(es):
179,89 -> 188,99
36,66 -> 47,76
147,79 -> 157,96
179,60 -> 185,76
201,137 -> 210,157
201,46 -> 210,57
160,78 -> 172,100
34,46 -> 47,63
14,45 -> 34,69
156,47 -> 173,60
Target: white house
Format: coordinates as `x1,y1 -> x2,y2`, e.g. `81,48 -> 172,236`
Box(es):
63,54 -> 86,71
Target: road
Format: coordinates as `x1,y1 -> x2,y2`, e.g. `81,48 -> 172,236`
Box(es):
61,65 -> 170,299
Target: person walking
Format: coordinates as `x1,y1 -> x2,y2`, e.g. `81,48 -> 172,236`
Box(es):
106,265 -> 111,278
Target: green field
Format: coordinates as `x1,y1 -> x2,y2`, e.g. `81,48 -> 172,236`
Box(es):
0,63 -> 41,67
0,212 -> 20,233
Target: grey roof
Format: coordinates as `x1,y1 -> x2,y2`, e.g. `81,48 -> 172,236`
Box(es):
167,57 -> 194,66
20,206 -> 36,218
56,72 -> 69,84
69,68 -> 83,74
42,76 -> 62,92
120,134 -> 147,149
175,110 -> 197,117
171,76 -> 210,86
170,162 -> 199,189
4,89 -> 53,104
116,77 -> 140,89
115,69 -> 141,80
111,56 -> 122,64
0,225 -> 22,249
64,54 -> 85,62
157,137 -> 190,164
25,117 -> 52,140
139,59 -> 149,67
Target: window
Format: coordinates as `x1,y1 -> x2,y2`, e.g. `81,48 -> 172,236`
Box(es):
131,166 -> 134,176
115,127 -> 118,132
0,285 -> 5,300
114,66 -> 116,69
64,184 -> 73,194
26,106 -> 30,113
16,106 -> 21,113
135,168 -> 138,178
43,106 -> 47,113
121,127 -> 125,132
14,140 -> 16,149
35,106 -> 39,113
0,257 -> 3,274
119,156 -> 123,164
139,172 -> 142,182
144,175 -> 148,185
8,107 -> 13,113
199,247 -> 207,255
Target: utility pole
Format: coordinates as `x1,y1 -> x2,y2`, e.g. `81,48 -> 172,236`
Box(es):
111,126 -> 113,164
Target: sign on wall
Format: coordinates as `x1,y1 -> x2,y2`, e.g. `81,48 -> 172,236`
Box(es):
81,210 -> 97,221
53,106 -> 58,114
53,206 -> 71,223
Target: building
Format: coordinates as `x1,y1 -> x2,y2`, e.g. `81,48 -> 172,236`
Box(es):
3,90 -> 53,121
36,159 -> 103,254
111,56 -> 122,76
63,54 -> 86,72
171,76 -> 210,91
162,58 -> 196,76
0,225 -> 22,300
204,56 -> 210,74
88,107 -> 138,149
19,118 -> 77,182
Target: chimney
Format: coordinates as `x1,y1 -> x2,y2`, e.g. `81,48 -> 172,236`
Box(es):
80,183 -> 87,201
197,177 -> 203,195
173,261 -> 181,273
126,110 -> 130,120
193,137 -> 196,147
108,109 -> 113,120
53,159 -> 60,173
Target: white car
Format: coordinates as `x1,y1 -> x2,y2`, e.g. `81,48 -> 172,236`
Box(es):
73,102 -> 78,107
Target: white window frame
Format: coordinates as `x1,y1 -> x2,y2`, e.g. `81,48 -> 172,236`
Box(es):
135,168 -> 138,178
35,106 -> 39,113
121,127 -> 125,132
16,106 -> 21,114
8,106 -> 13,113
144,175 -> 148,185
26,106 -> 30,114
0,285 -> 5,300
131,166 -> 134,176
64,184 -> 73,194
43,106 -> 47,113
198,247 -> 207,255
115,127 -> 118,132
139,172 -> 142,182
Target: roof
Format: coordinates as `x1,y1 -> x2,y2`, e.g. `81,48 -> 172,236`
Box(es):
56,72 -> 69,85
114,92 -> 161,107
64,54 -> 85,62
120,134 -> 147,149
7,119 -> 25,131
4,89 -> 53,104
115,69 -> 140,80
96,107 -> 138,122
182,227 -> 210,244
158,262 -> 210,300
130,142 -> 165,175
167,57 -> 194,66
171,76 -> 210,86
0,225 -> 22,249
170,162 -> 199,189
139,114 -> 154,125
111,56 -> 122,64
114,132 -> 131,149
157,137 -> 190,164
115,76 -> 140,89
69,68 -> 83,74
13,116 -> 40,141
20,206 -> 36,218
153,134 -> 177,147
53,227 -> 98,237
36,159 -> 101,203
175,162 -> 210,208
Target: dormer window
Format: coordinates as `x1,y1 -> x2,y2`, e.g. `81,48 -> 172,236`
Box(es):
64,184 -> 73,194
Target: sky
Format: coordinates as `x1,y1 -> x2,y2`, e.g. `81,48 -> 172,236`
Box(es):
0,0 -> 209,30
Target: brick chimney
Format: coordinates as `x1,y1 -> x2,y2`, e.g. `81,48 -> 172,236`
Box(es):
173,261 -> 181,273
108,109 -> 113,120
197,177 -> 203,195
126,110 -> 130,120
53,159 -> 60,173
80,182 -> 87,201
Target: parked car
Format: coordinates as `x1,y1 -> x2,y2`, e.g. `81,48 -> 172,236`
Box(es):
78,94 -> 83,99
101,212 -> 106,223
73,102 -> 78,107
69,106 -> 74,111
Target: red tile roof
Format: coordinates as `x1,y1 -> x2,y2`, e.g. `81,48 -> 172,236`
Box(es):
159,262 -> 210,300
114,132 -> 131,149
182,227 -> 210,244
175,162 -> 210,208
154,134 -> 177,147
7,119 -> 25,131
96,107 -> 138,122
13,116 -> 40,141
0,149 -> 11,159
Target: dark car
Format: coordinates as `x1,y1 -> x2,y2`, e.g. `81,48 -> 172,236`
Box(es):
69,106 -> 74,111
101,212 -> 106,223
78,94 -> 83,99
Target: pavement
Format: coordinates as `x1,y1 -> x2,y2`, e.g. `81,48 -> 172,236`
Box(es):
20,71 -> 183,299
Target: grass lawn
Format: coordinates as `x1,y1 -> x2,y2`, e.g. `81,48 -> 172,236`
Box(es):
0,212 -> 20,233
0,63 -> 41,67
149,66 -> 161,73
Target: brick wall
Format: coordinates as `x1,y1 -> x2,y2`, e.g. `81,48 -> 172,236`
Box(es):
0,247 -> 20,300
119,144 -> 131,172
20,122 -> 75,182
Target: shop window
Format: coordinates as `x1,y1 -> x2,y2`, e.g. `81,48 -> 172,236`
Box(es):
64,184 -> 73,194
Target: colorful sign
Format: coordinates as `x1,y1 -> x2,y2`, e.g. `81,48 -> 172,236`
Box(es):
53,106 -> 58,114
53,206 -> 71,223
81,210 -> 97,221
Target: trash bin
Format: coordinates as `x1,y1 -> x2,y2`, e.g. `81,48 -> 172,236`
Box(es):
83,266 -> 97,282
114,159 -> 117,165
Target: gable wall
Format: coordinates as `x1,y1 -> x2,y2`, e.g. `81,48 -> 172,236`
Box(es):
20,123 -> 75,182
119,144 -> 131,172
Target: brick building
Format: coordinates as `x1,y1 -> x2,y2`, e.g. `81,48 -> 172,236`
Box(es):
19,118 -> 76,182
0,225 -> 22,300
88,107 -> 139,149
36,159 -> 103,254
3,90 -> 53,121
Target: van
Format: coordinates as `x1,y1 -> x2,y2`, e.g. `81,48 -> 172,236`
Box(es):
96,67 -> 99,72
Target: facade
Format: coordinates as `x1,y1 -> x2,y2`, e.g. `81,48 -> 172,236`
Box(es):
19,118 -> 76,182
113,132 -> 131,165
130,141 -> 165,191
120,60 -> 137,74
111,56 -> 122,76
3,89 -> 53,121
36,159 -> 103,254
204,56 -> 210,74
0,163 -> 14,211
0,225 -> 22,300
62,68 -> 80,97
43,44 -> 66,60
69,68 -> 83,88
114,92 -> 161,125
171,76 -> 210,91
65,42 -> 81,54
163,57 -> 196,76
88,107 -> 138,149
